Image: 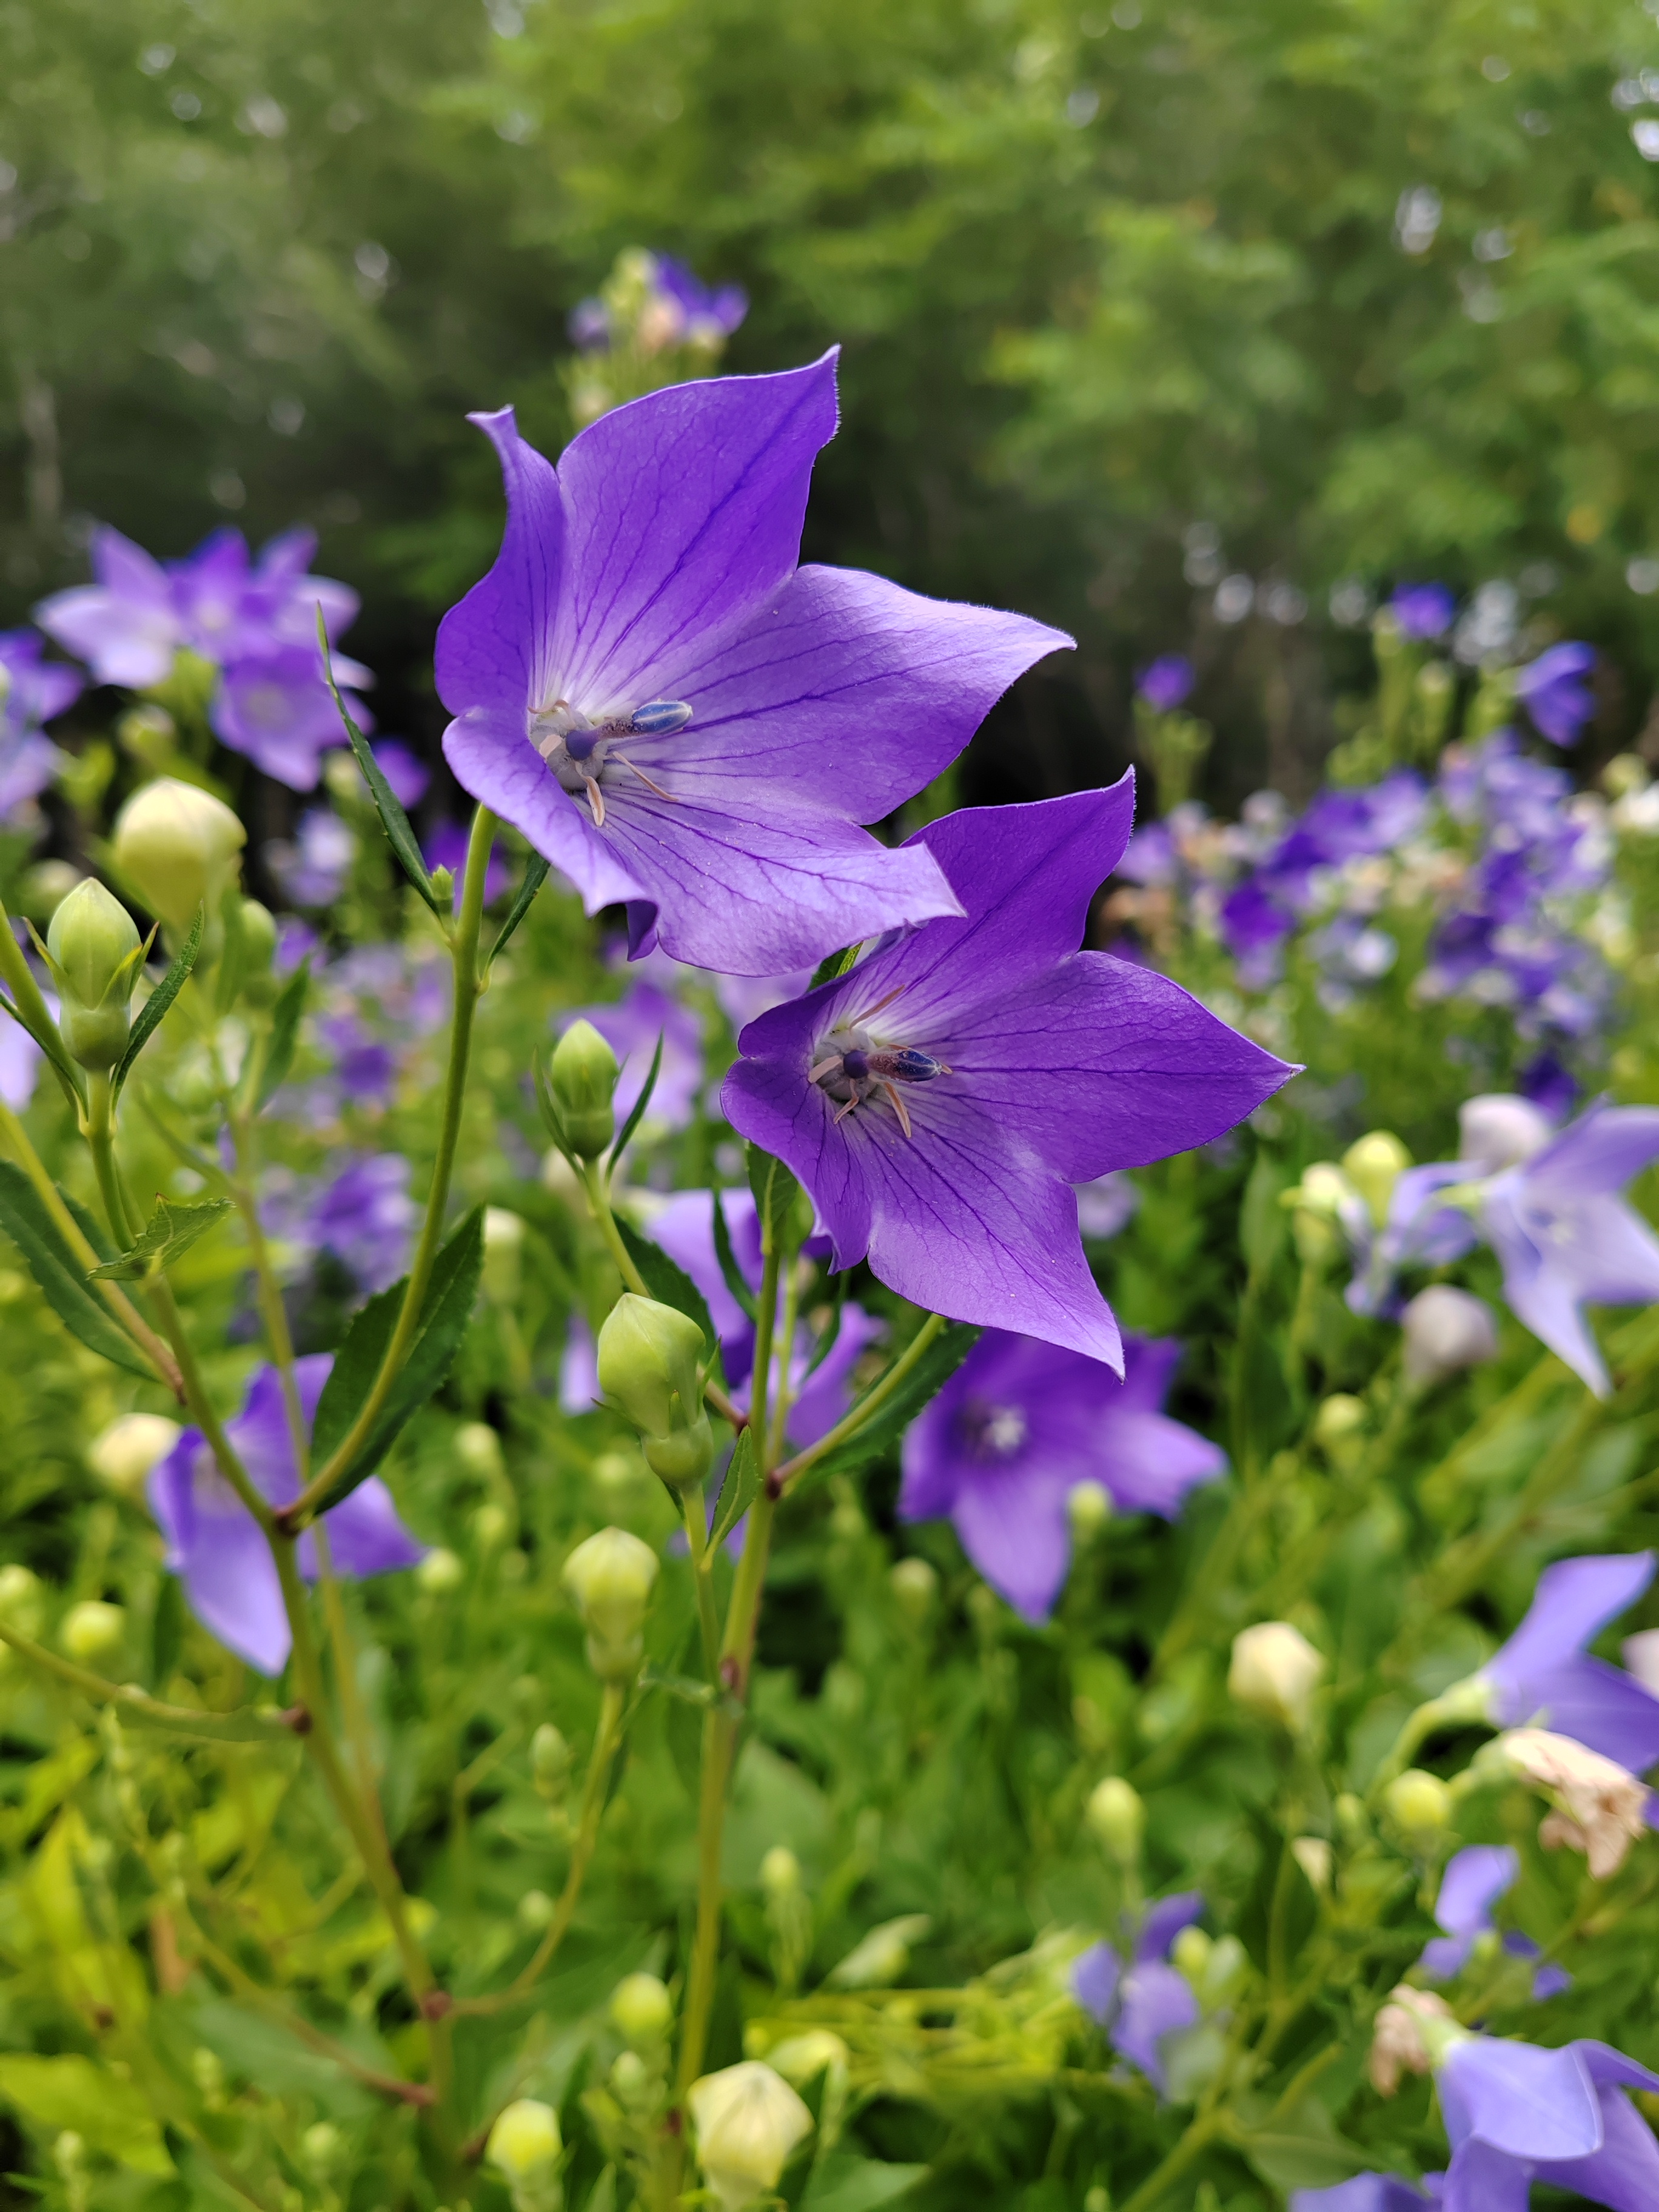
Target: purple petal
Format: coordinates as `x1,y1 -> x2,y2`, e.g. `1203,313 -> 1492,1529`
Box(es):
1486,1553 -> 1656,1704
649,1188 -> 763,1343
1524,1106 -> 1659,1204
1438,2037 -> 1603,2161
1534,2080 -> 1659,2212
370,740 -> 431,809
149,1437 -> 291,1676
1071,1940 -> 1121,2025
1112,1333 -> 1184,1415
1097,1409 -> 1225,1517
435,407 -> 567,721
36,529 -> 181,688
1432,1846 -> 1518,1941
1135,1892 -> 1204,1965
1290,2180 -> 1438,2212
560,1315 -> 600,1413
309,1476 -> 426,1578
1500,1657 -> 1659,1772
1436,2142 -> 1530,2212
950,1458 -> 1075,1620
1111,1961 -> 1199,2090
785,1301 -> 884,1449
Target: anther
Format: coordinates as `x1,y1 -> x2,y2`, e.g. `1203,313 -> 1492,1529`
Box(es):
625,700 -> 694,736
583,776 -> 606,827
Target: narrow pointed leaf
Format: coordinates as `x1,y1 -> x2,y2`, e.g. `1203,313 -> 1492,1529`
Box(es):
808,943 -> 863,991
0,1160 -> 158,1379
255,958 -> 311,1111
318,609 -> 444,917
709,1423 -> 758,1549
89,1195 -> 232,1281
747,1143 -> 800,1244
607,1028 -> 665,1169
0,899 -> 85,1109
112,905 -> 203,1101
710,1189 -> 759,1324
485,851 -> 551,971
308,1207 -> 485,1509
799,1321 -> 981,1487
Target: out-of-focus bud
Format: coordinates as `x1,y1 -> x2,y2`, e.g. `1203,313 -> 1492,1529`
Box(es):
760,1845 -> 801,1897
112,777 -> 246,937
1084,1775 -> 1144,1866
764,2030 -> 849,2087
233,897 -> 279,1007
1312,1394 -> 1366,1472
1341,1130 -> 1410,1228
531,1722 -> 573,1800
456,1419 -> 506,1482
890,1556 -> 937,1624
415,1546 -> 464,1596
688,2061 -> 814,2212
1384,1768 -> 1451,1845
0,1564 -> 44,1639
595,1294 -> 713,1491
87,1412 -> 181,1500
300,2122 -> 344,2180
518,1888 -> 554,1930
1368,1985 -> 1461,2096
61,1600 -> 124,1664
1283,1161 -> 1356,1266
1334,1792 -> 1368,1846
486,2098 -> 563,2211
45,881 -> 145,1070
611,1971 -> 674,2048
1458,1092 -> 1552,1174
1496,1727 -> 1648,1880
549,1019 -> 618,1159
562,1526 -> 659,1680
826,1913 -> 930,1990
1400,1285 -> 1499,1390
1292,1837 -> 1333,1892
1068,1478 -> 1113,1538
1228,1622 -> 1324,1731
483,1206 -> 526,1304
1196,1931 -> 1249,2009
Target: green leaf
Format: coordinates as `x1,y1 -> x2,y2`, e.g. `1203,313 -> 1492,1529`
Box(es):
0,1160 -> 158,1379
0,896 -> 84,1109
709,1423 -> 758,1549
709,1186 -> 758,1322
746,1142 -> 799,1244
255,956 -> 311,1111
613,1214 -> 717,1355
805,1320 -> 980,1484
89,1193 -> 232,1281
486,850 -> 551,970
111,902 -> 203,1100
807,943 -> 863,990
318,609 -> 444,916
1236,2095 -> 1368,2194
800,2155 -> 927,2212
308,1206 -> 485,1509
608,1027 -> 665,1168
0,2054 -> 174,2176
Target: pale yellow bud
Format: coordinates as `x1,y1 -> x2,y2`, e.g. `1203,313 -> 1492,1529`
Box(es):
1228,1622 -> 1324,1731
687,2062 -> 814,2212
1384,1768 -> 1452,1843
1084,1775 -> 1144,1866
562,1527 -> 659,1680
87,1412 -> 181,1498
61,1600 -> 124,1664
611,1971 -> 673,2047
1341,1131 -> 1410,1228
415,1546 -> 464,1595
112,777 -> 245,936
486,2098 -> 562,2183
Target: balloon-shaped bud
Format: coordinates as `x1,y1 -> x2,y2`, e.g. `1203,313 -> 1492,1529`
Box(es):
531,1721 -> 572,1799
415,1546 -> 464,1595
1084,1775 -> 1144,1866
486,2099 -> 563,2210
1312,1393 -> 1366,1472
61,1600 -> 125,1664
233,897 -> 279,1006
1457,1091 -> 1552,1174
611,1971 -> 674,2048
759,1845 -> 801,1897
1384,1768 -> 1451,1845
562,1526 -> 659,1680
688,2061 -> 814,2212
1283,1161 -> 1356,1266
1228,1621 -> 1325,1732
483,1206 -> 526,1304
1400,1285 -> 1499,1390
45,881 -> 145,1069
112,777 -> 245,936
87,1412 -> 181,1499
1068,1478 -> 1113,1538
0,1564 -> 44,1638
889,1556 -> 937,1623
1341,1130 -> 1410,1227
595,1294 -> 713,1490
549,1019 -> 618,1158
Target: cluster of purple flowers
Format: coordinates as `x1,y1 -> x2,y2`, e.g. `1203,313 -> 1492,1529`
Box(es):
568,252 -> 748,356
36,525 -> 369,791
0,630 -> 81,828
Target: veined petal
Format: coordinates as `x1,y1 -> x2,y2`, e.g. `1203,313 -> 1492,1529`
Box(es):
1098,1409 -> 1224,1517
1535,2080 -> 1659,2212
1436,2141 -> 1530,2212
1438,2037 -> 1603,2160
1524,1105 -> 1659,1202
950,1459 -> 1074,1620
658,562 -> 1071,820
443,705 -> 646,913
436,406 -> 567,720
551,355 -> 840,708
1483,1188 -> 1612,1395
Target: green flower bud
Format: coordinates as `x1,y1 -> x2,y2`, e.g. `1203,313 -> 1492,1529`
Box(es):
890,1556 -> 937,1623
1068,1478 -> 1113,1539
487,2098 -> 563,2208
233,897 -> 279,1007
87,1412 -> 181,1500
1313,1393 -> 1366,1472
763,2030 -> 848,2087
483,1207 -> 526,1304
1085,1775 -> 1144,1866
1171,1923 -> 1212,1989
562,1526 -> 659,1680
1228,1621 -> 1325,1732
518,1888 -> 554,1929
415,1546 -> 464,1595
300,2122 -> 344,2180
549,1019 -> 618,1158
760,1845 -> 801,1897
456,1419 -> 506,1481
1282,1161 -> 1355,1267
61,1600 -> 124,1664
1385,1768 -> 1453,1843
0,1564 -> 44,1640
45,880 -> 145,1070
531,1721 -> 572,1799
611,1970 -> 674,2047
1341,1130 -> 1412,1228
112,777 -> 245,937
596,1294 -> 713,1491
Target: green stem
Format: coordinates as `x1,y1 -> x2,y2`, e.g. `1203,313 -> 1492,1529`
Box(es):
1114,2116 -> 1219,2212
682,1481 -> 722,1679
229,1115 -> 310,1473
85,1070 -> 134,1245
769,1309 -> 947,1497
768,1256 -> 804,1463
280,805 -> 495,1527
147,1276 -> 275,1532
0,1615 -> 300,1741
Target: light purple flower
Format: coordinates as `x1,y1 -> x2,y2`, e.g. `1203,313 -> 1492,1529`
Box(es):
723,785 -> 1296,1362
1076,1170 -> 1140,1241
1071,1894 -> 1204,2093
1517,642 -> 1596,748
1435,2033 -> 1659,2211
1475,1553 -> 1659,1774
268,807 -> 357,908
423,820 -> 511,906
1390,582 -> 1456,641
0,631 -> 80,823
1136,655 -> 1195,712
317,1012 -> 398,1105
149,1356 -> 424,1675
370,740 -> 431,809
654,255 -> 749,341
307,1156 -> 416,1292
434,357 -> 1070,974
1419,1845 -> 1570,1999
560,1314 -> 600,1414
1291,2181 -> 1435,2212
0,1012 -> 41,1110
568,297 -> 612,352
899,1330 -> 1224,1620
213,643 -> 373,792
562,979 -> 705,1131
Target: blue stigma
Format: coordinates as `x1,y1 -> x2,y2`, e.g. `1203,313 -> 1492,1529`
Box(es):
626,700 -> 694,736
563,729 -> 602,762
841,1048 -> 870,1080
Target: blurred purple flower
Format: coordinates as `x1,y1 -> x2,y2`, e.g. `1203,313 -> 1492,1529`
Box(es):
654,255 -> 748,340
213,643 -> 372,792
424,820 -> 511,905
1473,1552 -> 1659,1774
307,1155 -> 415,1291
317,1012 -> 398,1105
149,1356 -> 423,1675
559,1313 -> 600,1414
1136,654 -> 1195,712
370,740 -> 431,809
0,631 -> 79,823
275,918 -> 320,976
0,1014 -> 41,1111
899,1330 -> 1223,1620
1517,642 -> 1595,748
1071,1894 -> 1205,2093
1291,2181 -> 1434,2212
1390,582 -> 1456,641
268,807 -> 357,908
567,296 -> 612,351
1419,1845 -> 1571,1998
1076,1170 -> 1140,1241
1436,2033 -> 1659,2210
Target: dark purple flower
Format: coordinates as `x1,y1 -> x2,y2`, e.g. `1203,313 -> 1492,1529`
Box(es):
898,1330 -> 1224,1620
213,643 -> 372,793
723,785 -> 1296,1361
1517,643 -> 1596,748
1390,583 -> 1456,641
1474,1553 -> 1659,1774
1436,2033 -> 1659,2211
0,630 -> 79,823
423,820 -> 511,905
1136,655 -> 1195,712
434,358 -> 1070,974
1520,1051 -> 1578,1122
1419,1846 -> 1570,1999
654,255 -> 749,340
1291,2181 -> 1435,2212
306,1155 -> 415,1292
317,1012 -> 398,1105
370,740 -> 431,809
149,1356 -> 424,1675
562,977 -> 705,1131
1071,1894 -> 1204,2093
268,807 -> 357,908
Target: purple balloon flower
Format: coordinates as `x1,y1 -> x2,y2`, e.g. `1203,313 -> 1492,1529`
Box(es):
1419,1846 -> 1570,1999
722,783 -> 1296,1362
1136,654 -> 1195,712
1071,1894 -> 1204,2093
268,806 -> 357,909
1436,2034 -> 1659,2211
1517,642 -> 1596,748
213,642 -> 373,792
1292,2182 -> 1436,2212
370,739 -> 431,809
149,1357 -> 424,1675
1473,1553 -> 1659,1775
434,356 -> 1070,974
306,1155 -> 417,1292
1390,582 -> 1456,641
897,1330 -> 1224,1620
0,630 -> 80,823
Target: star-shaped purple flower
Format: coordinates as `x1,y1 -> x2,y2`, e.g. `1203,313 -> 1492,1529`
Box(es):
149,1356 -> 424,1675
722,783 -> 1297,1362
1390,582 -> 1456,641
1473,1552 -> 1659,1774
213,642 -> 374,792
1418,1846 -> 1570,1999
897,1330 -> 1224,1620
1291,2180 -> 1436,2212
1517,642 -> 1595,748
1071,1893 -> 1204,2093
434,355 -> 1071,974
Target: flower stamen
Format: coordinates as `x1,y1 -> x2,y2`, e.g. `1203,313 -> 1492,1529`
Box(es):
812,1036 -> 951,1141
